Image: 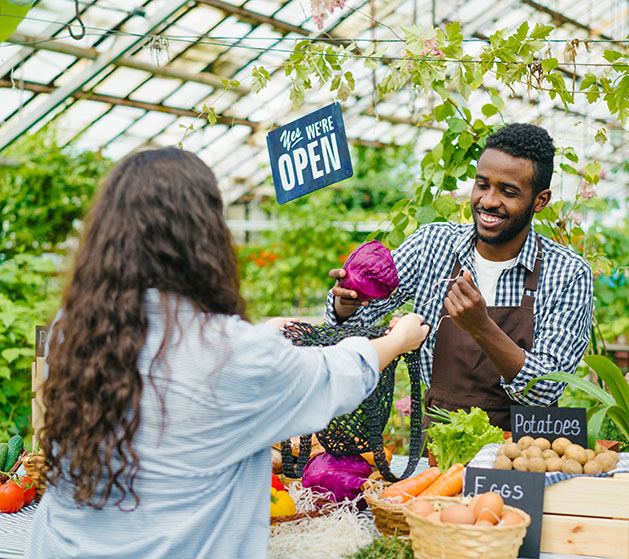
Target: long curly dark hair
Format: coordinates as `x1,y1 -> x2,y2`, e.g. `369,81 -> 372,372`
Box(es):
41,148 -> 247,509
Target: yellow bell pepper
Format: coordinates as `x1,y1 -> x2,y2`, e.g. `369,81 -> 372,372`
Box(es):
270,487 -> 296,517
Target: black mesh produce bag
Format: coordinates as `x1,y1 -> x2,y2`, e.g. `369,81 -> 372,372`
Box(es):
279,322 -> 423,482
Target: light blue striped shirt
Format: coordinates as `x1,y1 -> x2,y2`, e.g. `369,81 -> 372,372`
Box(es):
325,223 -> 594,406
25,289 -> 379,559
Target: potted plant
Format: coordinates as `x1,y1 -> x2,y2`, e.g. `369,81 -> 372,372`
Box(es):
524,355 -> 629,449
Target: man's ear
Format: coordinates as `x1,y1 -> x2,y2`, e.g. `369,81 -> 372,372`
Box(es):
533,189 -> 552,214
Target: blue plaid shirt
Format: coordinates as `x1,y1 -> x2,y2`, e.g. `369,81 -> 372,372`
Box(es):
325,222 -> 594,406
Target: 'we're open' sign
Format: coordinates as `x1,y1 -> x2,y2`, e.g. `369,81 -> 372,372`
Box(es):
266,103 -> 353,204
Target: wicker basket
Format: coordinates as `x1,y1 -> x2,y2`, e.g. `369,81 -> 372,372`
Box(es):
403,496 -> 530,559
21,452 -> 47,501
0,449 -> 27,484
361,479 -> 410,537
271,495 -> 338,525
270,478 -> 339,525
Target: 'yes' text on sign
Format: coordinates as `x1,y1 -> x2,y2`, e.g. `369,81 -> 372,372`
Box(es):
266,103 -> 353,204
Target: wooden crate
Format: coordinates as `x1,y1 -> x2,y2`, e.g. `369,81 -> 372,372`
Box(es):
540,473 -> 629,558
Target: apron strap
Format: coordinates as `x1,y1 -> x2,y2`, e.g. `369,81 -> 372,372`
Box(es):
521,237 -> 543,308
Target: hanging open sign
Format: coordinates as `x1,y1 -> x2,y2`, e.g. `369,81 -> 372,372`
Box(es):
266,103 -> 353,204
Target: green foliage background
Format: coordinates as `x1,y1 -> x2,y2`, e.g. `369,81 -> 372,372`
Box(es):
238,143 -> 419,320
1,18 -> 628,451
0,130 -> 110,443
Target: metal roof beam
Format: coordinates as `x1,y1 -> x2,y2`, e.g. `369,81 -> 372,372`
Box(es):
197,0 -> 310,36
0,79 -> 257,129
6,32 -> 249,95
195,0 -> 353,46
520,0 -> 613,39
0,0 -> 191,152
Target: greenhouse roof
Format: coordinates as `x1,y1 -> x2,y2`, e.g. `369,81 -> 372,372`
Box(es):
1,0 -> 628,206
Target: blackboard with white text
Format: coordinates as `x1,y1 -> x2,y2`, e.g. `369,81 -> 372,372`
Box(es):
510,405 -> 587,447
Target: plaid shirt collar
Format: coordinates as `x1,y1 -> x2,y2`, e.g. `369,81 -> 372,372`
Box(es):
452,224 -> 540,272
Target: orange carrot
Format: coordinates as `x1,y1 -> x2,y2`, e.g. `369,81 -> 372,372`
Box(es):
380,467 -> 441,503
418,463 -> 464,497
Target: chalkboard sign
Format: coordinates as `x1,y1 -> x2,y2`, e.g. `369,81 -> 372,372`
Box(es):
35,325 -> 47,357
465,467 -> 545,559
510,405 -> 587,448
266,103 -> 353,204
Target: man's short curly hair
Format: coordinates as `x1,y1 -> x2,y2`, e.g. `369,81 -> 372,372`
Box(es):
484,123 -> 555,196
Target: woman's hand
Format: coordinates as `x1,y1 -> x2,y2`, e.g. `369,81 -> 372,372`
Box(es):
265,317 -> 301,330
386,313 -> 430,354
370,313 -> 430,370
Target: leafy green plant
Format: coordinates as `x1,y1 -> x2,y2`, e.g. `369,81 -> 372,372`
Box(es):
345,535 -> 412,559
524,355 -> 629,449
0,254 -> 61,442
238,189 -> 356,320
425,406 -> 504,471
0,128 -> 110,261
0,127 -> 108,439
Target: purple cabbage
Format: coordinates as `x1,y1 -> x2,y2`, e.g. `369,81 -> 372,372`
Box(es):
341,240 -> 399,301
301,453 -> 372,502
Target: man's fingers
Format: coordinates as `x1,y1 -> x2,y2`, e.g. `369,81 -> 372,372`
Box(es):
458,270 -> 480,292
329,268 -> 346,280
337,296 -> 368,307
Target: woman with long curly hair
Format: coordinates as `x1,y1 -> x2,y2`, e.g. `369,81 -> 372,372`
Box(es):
25,147 -> 429,559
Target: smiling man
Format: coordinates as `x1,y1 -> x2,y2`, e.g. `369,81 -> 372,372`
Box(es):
325,123 -> 594,430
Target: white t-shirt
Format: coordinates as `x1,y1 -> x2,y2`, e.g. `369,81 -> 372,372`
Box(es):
473,247 -> 517,306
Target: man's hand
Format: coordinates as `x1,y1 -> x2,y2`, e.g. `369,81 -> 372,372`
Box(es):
443,270 -> 525,382
443,270 -> 491,334
329,268 -> 370,322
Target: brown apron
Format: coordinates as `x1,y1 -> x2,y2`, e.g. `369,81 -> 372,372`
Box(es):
423,238 -> 543,432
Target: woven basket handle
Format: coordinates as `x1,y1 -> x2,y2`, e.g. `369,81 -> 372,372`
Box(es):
369,349 -> 423,482
281,435 -> 312,478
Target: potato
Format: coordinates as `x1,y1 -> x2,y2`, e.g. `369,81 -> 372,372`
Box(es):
564,444 -> 587,465
562,459 -> 583,474
545,457 -> 564,472
585,449 -> 596,462
512,456 -> 529,471
542,449 -> 559,460
503,442 -> 521,460
595,451 -> 618,473
532,437 -> 551,451
517,435 -> 534,450
551,437 -> 572,456
524,445 -> 543,459
594,442 -> 607,455
496,445 -> 505,456
583,460 -> 603,475
494,455 -> 513,470
527,457 -> 547,473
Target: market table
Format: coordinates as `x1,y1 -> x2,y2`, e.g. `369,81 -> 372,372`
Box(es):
0,456 -> 619,559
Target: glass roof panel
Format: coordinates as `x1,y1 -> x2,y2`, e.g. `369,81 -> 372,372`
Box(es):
0,89 -> 34,122
15,51 -> 76,83
162,81 -> 214,108
128,77 -> 183,103
124,112 -> 178,138
101,134 -> 148,160
94,67 -> 153,97
53,100 -> 113,144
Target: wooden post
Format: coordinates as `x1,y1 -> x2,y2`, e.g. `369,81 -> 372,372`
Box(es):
32,326 -> 47,450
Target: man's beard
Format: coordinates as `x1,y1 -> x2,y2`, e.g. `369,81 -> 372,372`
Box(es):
473,197 -> 535,246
